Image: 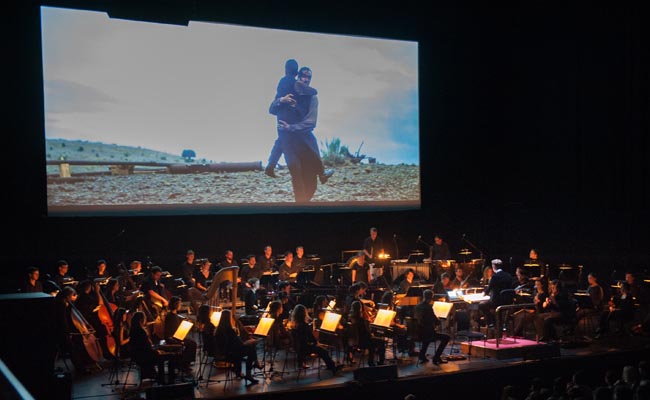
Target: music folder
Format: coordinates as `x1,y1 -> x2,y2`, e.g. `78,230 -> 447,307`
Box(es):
432,301 -> 454,319
319,311 -> 342,333
371,309 -> 396,328
253,317 -> 275,337
172,320 -> 194,341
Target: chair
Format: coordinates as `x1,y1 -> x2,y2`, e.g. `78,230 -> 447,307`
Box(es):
288,329 -> 322,382
404,317 -> 435,366
196,332 -> 237,391
452,310 -> 487,360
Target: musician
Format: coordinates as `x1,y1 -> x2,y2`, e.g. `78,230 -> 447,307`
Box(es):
363,227 -> 384,262
625,271 -> 641,301
451,266 -> 479,290
219,249 -> 238,271
513,267 -> 534,294
289,304 -> 340,376
76,280 -> 110,358
22,266 -> 43,293
481,265 -> 494,287
129,310 -> 161,380
535,279 -> 576,342
277,281 -> 296,318
433,272 -> 453,295
194,259 -> 213,292
259,245 -> 277,273
346,300 -> 386,366
214,309 -> 260,384
480,259 -> 513,327
294,246 -> 307,272
163,296 -> 196,373
103,278 -> 124,308
431,235 -> 451,261
141,266 -> 169,311
244,278 -> 261,316
121,260 -> 143,292
345,281 -> 370,317
53,260 -> 73,290
513,279 -> 548,337
278,251 -> 301,282
524,248 -> 545,278
596,282 -> 635,338
413,289 -> 450,364
90,259 -> 109,280
267,300 -> 291,349
181,250 -> 197,288
380,291 -> 416,356
240,255 -> 263,285
351,252 -> 371,285
398,269 -> 415,295
55,286 -> 102,373
586,272 -> 605,311
112,307 -> 130,359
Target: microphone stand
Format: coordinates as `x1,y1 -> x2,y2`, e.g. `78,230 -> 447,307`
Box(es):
416,237 -> 434,283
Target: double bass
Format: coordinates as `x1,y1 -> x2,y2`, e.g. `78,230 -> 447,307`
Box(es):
95,280 -> 118,357
69,301 -> 103,365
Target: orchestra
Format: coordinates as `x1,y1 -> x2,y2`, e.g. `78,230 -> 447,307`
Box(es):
18,233 -> 649,393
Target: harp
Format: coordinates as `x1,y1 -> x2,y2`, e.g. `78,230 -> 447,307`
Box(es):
205,266 -> 240,315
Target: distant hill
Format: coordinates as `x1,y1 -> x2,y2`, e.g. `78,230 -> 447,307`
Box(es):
45,139 -> 212,174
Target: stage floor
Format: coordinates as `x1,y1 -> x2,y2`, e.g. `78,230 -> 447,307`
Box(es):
65,328 -> 650,400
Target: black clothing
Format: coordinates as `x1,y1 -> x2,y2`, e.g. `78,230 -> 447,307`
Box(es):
164,312 -> 197,368
291,321 -> 336,371
278,262 -> 301,282
129,325 -> 160,379
22,280 -> 43,293
413,300 -> 450,360
431,242 -> 451,260
214,323 -> 258,377
140,278 -> 166,305
240,265 -> 263,283
220,259 -> 238,270
351,260 -> 370,284
181,261 -> 195,287
399,279 -> 413,295
195,271 -> 213,292
53,273 -> 72,291
484,270 -> 513,307
244,289 -> 258,316
363,236 -> 384,260
293,256 -> 307,272
258,256 -> 277,274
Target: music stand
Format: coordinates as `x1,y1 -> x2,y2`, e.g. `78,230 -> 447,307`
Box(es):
432,302 -> 454,320
372,309 -> 396,329
173,320 -> 194,341
319,311 -> 342,333
210,311 -> 222,327
253,317 -> 275,338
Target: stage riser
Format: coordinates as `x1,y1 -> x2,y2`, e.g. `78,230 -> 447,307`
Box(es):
460,339 -> 560,360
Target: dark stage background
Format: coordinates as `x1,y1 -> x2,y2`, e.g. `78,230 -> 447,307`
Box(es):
5,1 -> 649,292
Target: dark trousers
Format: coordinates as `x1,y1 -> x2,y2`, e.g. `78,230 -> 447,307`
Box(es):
420,332 -> 450,360
300,344 -> 335,370
267,133 -> 285,169
282,132 -> 321,202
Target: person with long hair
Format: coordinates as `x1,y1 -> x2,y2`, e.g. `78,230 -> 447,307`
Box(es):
128,311 -> 160,380
214,309 -> 260,385
346,301 -> 385,366
112,307 -> 130,359
268,300 -> 291,348
290,304 -> 340,375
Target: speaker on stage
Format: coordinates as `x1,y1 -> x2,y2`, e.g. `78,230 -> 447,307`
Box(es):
146,382 -> 194,399
353,364 -> 398,383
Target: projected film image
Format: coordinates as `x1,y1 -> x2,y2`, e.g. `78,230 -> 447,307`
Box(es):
41,6 -> 419,215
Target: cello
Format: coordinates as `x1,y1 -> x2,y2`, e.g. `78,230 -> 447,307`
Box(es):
96,279 -> 118,357
69,301 -> 103,365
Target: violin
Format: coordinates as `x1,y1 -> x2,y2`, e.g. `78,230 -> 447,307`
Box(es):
69,302 -> 103,363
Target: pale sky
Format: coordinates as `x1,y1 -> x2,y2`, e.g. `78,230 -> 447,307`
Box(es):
41,6 -> 419,165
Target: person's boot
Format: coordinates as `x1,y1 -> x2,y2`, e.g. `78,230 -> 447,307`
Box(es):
265,165 -> 276,178
319,169 -> 334,184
